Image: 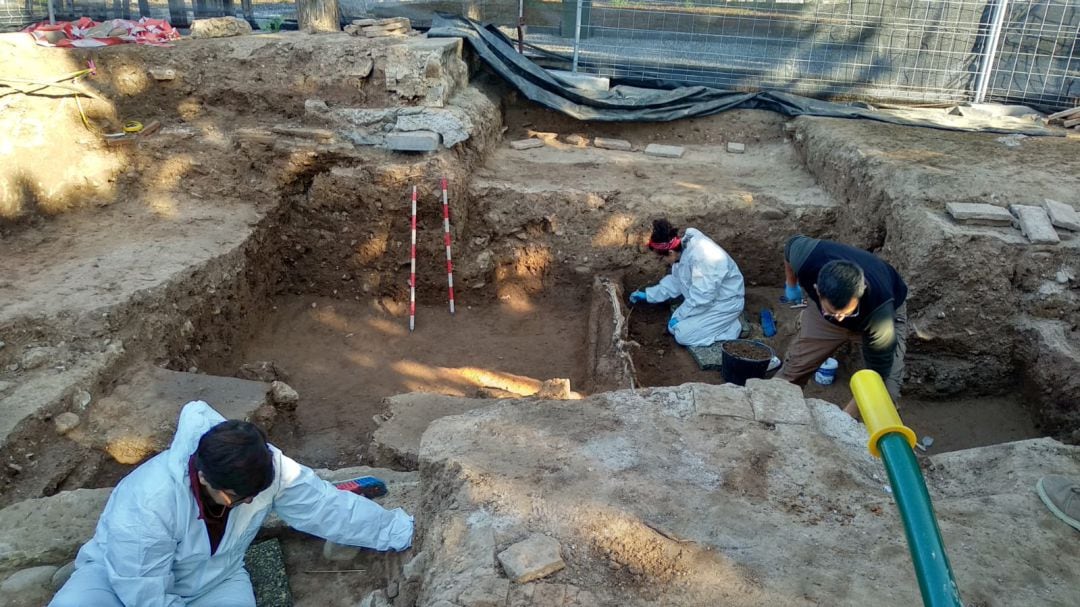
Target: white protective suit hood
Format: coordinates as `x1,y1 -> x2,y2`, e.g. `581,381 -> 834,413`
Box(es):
73,401 -> 413,607
643,228 -> 746,346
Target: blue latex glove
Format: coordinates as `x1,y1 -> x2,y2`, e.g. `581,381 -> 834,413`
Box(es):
783,283 -> 803,304
667,316 -> 679,332
628,290 -> 648,305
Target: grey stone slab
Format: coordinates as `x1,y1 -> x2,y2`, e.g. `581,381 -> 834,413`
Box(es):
497,534 -> 565,583
693,383 -> 753,419
1043,199 -> 1080,231
0,488 -> 111,573
644,143 -> 686,158
688,342 -> 725,371
746,378 -> 811,425
594,137 -> 633,151
945,202 -> 1014,226
727,142 -> 746,153
510,138 -> 544,150
385,131 -> 440,152
1010,204 -> 1061,244
244,539 -> 292,607
71,366 -> 272,465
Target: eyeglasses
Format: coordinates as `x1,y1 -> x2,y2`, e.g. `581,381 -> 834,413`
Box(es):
219,489 -> 255,507
822,302 -> 860,321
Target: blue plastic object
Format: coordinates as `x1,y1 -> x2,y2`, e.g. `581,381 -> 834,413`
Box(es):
760,309 -> 776,337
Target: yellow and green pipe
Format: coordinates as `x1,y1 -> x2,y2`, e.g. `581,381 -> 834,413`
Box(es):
851,370 -> 963,607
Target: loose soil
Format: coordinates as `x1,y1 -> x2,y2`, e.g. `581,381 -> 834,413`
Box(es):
722,340 -> 772,361
207,294 -> 589,469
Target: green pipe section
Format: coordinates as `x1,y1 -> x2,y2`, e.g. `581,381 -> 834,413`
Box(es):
878,432 -> 963,607
850,370 -> 962,606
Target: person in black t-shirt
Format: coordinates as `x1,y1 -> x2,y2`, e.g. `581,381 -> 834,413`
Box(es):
778,235 -> 909,418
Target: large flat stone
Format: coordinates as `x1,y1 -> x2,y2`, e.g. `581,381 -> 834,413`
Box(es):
385,130 -> 440,152
745,378 -> 811,425
945,202 -> 1014,226
384,37 -> 468,108
1043,199 -> 1080,231
593,137 -> 632,152
1010,204 -> 1061,244
692,383 -> 753,419
370,393 -> 497,468
67,366 -> 272,465
497,534 -> 565,583
0,488 -> 112,575
644,143 -> 686,159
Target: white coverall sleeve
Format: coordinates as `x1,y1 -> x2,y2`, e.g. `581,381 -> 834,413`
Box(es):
644,272 -> 682,304
272,455 -> 414,551
99,499 -> 187,607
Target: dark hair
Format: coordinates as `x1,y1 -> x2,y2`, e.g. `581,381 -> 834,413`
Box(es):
816,260 -> 866,307
194,420 -> 274,499
650,218 -> 682,254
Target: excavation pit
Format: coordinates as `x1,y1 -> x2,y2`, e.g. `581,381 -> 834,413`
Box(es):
1,28 -> 1079,606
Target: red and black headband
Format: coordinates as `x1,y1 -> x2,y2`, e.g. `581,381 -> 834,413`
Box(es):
647,236 -> 681,252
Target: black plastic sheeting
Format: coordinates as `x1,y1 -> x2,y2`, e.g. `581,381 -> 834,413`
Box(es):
428,15 -> 1058,137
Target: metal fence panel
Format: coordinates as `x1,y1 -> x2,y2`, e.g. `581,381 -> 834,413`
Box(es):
1,0 -> 1077,110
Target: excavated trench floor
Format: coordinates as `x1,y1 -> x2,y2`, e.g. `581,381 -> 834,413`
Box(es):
627,286 -> 1043,453
205,294 -> 589,469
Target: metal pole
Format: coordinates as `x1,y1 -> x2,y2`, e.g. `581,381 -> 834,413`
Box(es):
47,0 -> 55,24
517,0 -> 524,54
974,0 -> 1011,104
571,0 -> 582,73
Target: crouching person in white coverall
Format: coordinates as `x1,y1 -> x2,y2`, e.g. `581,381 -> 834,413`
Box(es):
50,400 -> 414,607
628,218 -> 746,347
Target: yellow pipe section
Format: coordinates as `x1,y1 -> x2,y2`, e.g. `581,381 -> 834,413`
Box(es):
850,370 -> 917,457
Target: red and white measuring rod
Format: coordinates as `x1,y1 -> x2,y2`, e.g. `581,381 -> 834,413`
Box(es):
441,177 -> 456,315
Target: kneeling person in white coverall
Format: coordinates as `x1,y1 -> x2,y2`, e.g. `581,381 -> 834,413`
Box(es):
628,219 -> 746,347
50,401 -> 414,607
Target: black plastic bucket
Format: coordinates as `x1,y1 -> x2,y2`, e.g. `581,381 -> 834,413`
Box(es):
720,340 -> 775,386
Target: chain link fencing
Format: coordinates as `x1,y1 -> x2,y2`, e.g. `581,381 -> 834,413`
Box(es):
2,0 -> 1077,110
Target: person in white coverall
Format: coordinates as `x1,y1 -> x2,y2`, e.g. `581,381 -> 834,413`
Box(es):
628,218 -> 745,347
49,400 -> 413,607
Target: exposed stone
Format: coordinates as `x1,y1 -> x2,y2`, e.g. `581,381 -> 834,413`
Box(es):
384,37 -> 468,108
727,141 -> 746,153
269,381 -> 299,410
358,589 -> 391,607
80,366 -> 272,465
497,534 -> 565,583
745,378 -> 811,424
50,561 -> 75,590
759,206 -> 788,220
1010,204 -> 1061,244
594,137 -> 632,152
54,412 -> 81,435
510,138 -> 544,151
237,361 -> 288,382
564,134 -> 587,146
0,380 -> 13,394
233,128 -> 276,146
385,131 -> 440,152
536,378 -> 571,400
2,565 -> 58,597
395,109 -> 471,147
190,16 -> 252,39
693,383 -> 754,418
70,389 -> 91,411
304,99 -> 330,116
644,143 -> 685,158
1042,199 -> 1080,231
0,488 -> 111,572
19,347 -> 53,370
402,551 -> 428,582
458,574 -> 510,606
945,202 -> 1014,226
148,67 -> 176,81
371,393 -> 499,468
